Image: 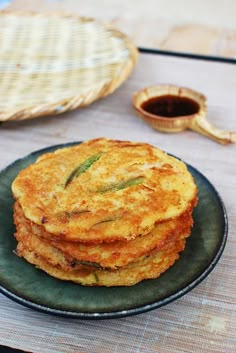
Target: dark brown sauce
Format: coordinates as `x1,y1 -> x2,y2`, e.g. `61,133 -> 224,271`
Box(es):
141,95 -> 200,118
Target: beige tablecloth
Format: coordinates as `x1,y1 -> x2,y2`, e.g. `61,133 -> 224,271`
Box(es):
0,52 -> 235,353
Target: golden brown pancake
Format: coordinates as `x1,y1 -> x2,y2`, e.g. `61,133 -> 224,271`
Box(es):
12,138 -> 197,243
16,238 -> 186,286
14,200 -> 194,269
12,138 -> 198,286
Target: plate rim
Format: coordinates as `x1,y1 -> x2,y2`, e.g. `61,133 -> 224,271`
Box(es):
0,142 -> 228,319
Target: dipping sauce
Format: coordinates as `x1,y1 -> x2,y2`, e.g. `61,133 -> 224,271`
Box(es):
141,95 -> 200,118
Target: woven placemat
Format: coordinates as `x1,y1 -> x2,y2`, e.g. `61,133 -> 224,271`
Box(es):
0,11 -> 138,121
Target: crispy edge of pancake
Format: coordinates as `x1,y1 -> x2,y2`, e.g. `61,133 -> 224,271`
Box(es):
14,200 -> 194,269
12,138 -> 198,243
45,208 -> 193,268
16,238 -> 186,286
14,213 -> 100,272
14,192 -> 197,247
14,219 -> 189,273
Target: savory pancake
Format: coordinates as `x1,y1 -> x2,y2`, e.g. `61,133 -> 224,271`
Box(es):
12,138 -> 197,243
16,238 -> 186,286
14,200 -> 194,269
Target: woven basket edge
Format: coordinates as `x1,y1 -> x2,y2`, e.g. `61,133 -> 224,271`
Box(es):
0,49 -> 138,122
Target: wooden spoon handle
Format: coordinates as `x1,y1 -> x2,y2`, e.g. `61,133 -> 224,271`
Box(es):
190,115 -> 236,145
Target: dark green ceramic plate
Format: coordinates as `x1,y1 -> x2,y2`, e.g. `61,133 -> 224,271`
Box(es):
0,143 -> 228,319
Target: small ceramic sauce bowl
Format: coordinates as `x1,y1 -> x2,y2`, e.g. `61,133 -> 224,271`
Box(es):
133,84 -> 236,145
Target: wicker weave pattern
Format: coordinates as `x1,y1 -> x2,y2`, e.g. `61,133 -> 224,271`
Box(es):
0,12 -> 138,121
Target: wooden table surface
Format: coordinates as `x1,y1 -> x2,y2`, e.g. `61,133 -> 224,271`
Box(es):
5,0 -> 236,60
0,51 -> 235,353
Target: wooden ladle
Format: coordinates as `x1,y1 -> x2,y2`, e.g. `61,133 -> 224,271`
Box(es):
133,84 -> 236,145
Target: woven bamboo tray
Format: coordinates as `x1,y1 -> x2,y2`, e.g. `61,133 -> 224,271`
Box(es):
0,11 -> 138,122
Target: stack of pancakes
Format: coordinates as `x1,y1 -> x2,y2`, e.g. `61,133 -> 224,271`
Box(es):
12,138 -> 198,286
